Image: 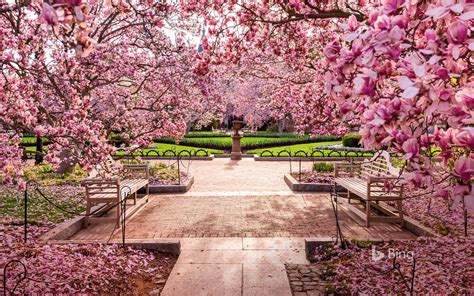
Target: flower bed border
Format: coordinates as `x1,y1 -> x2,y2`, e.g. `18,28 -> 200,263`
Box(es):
149,176 -> 194,193
255,155 -> 371,161
284,173 -> 344,192
112,155 -> 214,161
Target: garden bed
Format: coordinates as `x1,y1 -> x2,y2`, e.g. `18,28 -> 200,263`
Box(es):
289,237 -> 474,294
147,163 -> 194,193
149,176 -> 194,193
388,188 -> 474,237
284,173 -> 342,192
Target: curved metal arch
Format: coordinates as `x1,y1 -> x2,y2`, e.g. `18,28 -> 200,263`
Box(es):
178,150 -> 193,157
277,150 -> 292,157
294,150 -> 308,157
162,149 -> 177,157
260,150 -> 275,157
145,149 -> 161,157
193,149 -> 209,157
310,149 -> 325,158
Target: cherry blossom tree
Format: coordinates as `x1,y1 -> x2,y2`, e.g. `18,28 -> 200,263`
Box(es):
0,0 -> 220,186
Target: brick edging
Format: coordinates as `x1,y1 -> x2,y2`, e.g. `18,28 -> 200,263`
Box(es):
149,176 -> 195,193
284,174 -> 344,192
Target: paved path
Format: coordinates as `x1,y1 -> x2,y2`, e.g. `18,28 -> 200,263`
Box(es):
69,158 -> 416,295
164,158 -> 311,193
162,237 -> 307,296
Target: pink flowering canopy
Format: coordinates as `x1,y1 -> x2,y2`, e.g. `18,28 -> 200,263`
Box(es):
1,0 -> 473,218
0,0 -> 223,187
183,0 -> 473,217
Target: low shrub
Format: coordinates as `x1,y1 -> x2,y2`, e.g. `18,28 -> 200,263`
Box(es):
342,134 -> 362,148
149,163 -> 177,179
313,162 -> 334,173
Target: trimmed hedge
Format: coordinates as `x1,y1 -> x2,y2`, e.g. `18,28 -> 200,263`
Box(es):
185,132 -> 227,138
342,134 -> 362,148
154,135 -> 342,151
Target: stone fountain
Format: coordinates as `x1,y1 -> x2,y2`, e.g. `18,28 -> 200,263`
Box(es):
231,120 -> 243,160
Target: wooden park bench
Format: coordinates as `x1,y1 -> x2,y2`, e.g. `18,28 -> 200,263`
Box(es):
82,163 -> 149,227
334,151 -> 404,227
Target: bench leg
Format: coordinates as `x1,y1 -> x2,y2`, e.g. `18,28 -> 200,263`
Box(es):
366,200 -> 371,228
397,200 -> 405,228
84,199 -> 91,229
134,192 -> 137,205
146,184 -> 149,202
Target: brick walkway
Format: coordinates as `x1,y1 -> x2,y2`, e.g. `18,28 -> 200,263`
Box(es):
71,159 -> 414,241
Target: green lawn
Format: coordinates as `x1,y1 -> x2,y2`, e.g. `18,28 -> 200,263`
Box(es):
113,143 -> 224,156
246,141 -> 374,157
0,187 -> 85,224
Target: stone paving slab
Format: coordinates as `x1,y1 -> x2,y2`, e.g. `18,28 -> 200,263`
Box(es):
158,158 -> 312,193
163,238 -> 305,296
243,237 -> 305,250
161,263 -> 242,296
180,238 -> 243,250
243,263 -> 292,296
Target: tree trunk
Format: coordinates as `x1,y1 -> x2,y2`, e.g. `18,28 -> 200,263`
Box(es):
278,120 -> 285,133
35,136 -> 43,165
55,150 -> 75,174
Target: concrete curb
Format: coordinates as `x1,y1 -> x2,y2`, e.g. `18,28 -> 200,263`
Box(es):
38,203 -> 105,243
45,239 -> 181,255
381,203 -> 440,238
284,174 -> 344,192
254,155 -> 370,161
149,176 -> 194,193
214,154 -> 255,158
113,156 -> 214,161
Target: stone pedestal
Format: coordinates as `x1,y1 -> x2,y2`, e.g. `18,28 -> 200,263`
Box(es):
231,134 -> 242,160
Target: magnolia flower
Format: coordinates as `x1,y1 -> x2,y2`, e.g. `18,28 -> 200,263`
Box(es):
323,42 -> 340,62
455,87 -> 474,109
454,156 -> 474,181
447,21 -> 468,44
405,171 -> 424,187
402,138 -> 420,160
354,75 -> 376,96
42,3 -> 58,25
455,128 -> 474,150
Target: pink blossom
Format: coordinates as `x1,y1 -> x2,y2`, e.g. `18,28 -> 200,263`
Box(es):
402,138 -> 419,160
447,21 -> 468,44
454,156 -> 474,181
